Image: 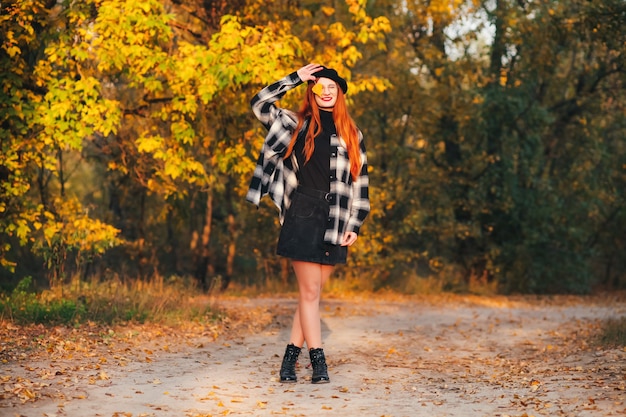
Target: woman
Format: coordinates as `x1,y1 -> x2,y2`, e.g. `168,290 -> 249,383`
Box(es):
246,63 -> 370,384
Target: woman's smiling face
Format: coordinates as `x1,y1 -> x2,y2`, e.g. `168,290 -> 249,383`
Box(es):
313,77 -> 338,109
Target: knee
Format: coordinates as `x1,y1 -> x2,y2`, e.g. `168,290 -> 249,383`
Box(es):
299,285 -> 321,303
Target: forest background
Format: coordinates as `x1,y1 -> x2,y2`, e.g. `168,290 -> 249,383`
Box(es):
1,0 -> 625,307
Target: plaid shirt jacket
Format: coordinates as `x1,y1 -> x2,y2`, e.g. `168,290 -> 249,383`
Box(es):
246,71 -> 370,245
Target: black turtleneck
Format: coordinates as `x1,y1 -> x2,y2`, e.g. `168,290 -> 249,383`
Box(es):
295,109 -> 335,192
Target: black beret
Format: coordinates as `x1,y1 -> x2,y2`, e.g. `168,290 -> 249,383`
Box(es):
311,66 -> 348,94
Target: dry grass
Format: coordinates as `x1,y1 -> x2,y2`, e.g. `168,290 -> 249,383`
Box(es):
0,275 -> 220,326
599,316 -> 626,348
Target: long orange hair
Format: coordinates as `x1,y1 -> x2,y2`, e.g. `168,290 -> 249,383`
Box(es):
284,82 -> 361,181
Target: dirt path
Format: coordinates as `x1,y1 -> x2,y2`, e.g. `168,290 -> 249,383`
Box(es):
2,295 -> 625,417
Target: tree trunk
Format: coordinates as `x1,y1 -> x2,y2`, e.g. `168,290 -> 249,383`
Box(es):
223,212 -> 236,291
193,191 -> 213,291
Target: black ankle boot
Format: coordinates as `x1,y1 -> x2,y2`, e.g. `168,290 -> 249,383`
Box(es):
279,344 -> 301,383
309,348 -> 330,384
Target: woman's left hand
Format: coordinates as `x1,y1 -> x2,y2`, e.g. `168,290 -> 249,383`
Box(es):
341,231 -> 358,247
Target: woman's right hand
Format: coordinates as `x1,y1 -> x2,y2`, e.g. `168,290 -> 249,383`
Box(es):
297,63 -> 324,83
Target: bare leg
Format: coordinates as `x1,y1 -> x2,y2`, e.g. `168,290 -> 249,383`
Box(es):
288,305 -> 305,347
288,261 -> 334,349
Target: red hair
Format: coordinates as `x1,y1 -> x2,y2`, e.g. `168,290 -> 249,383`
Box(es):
284,83 -> 361,181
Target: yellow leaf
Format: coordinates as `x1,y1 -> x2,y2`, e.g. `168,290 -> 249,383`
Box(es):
23,388 -> 36,399
6,45 -> 21,57
312,82 -> 323,96
321,6 -> 335,16
530,379 -> 541,392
